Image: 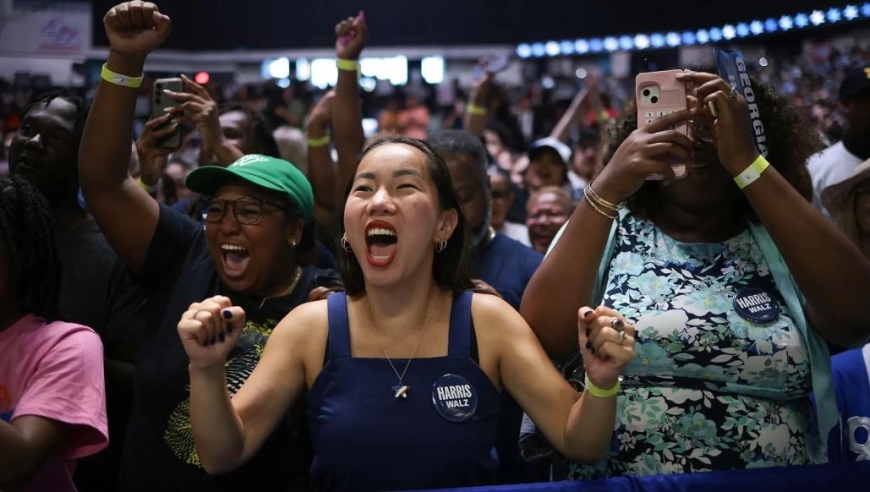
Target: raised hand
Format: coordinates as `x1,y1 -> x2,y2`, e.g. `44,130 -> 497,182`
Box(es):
306,90 -> 335,131
591,108 -> 695,204
165,75 -> 224,152
103,1 -> 171,60
677,70 -> 759,174
177,296 -> 246,369
577,306 -> 635,391
335,11 -> 368,60
136,113 -> 176,185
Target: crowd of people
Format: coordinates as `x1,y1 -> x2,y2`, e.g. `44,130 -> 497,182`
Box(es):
1,1 -> 870,491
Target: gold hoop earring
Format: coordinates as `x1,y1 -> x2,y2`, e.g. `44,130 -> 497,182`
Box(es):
435,239 -> 447,253
340,233 -> 352,252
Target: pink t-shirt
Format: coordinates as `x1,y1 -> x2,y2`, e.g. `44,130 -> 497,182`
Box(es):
0,314 -> 108,492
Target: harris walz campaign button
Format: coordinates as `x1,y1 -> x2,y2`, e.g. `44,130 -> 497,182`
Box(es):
733,287 -> 780,323
431,374 -> 478,423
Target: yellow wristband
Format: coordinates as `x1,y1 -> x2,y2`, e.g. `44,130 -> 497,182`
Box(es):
337,58 -> 359,72
584,374 -> 621,398
307,135 -> 330,148
101,64 -> 144,89
466,104 -> 487,116
733,155 -> 769,190
138,177 -> 157,193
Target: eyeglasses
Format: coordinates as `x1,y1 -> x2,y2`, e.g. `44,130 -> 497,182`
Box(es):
204,197 -> 286,225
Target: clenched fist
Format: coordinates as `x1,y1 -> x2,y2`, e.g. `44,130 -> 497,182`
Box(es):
104,1 -> 171,60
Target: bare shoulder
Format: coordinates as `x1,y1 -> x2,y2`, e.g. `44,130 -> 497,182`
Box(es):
270,298 -> 330,348
470,293 -> 535,340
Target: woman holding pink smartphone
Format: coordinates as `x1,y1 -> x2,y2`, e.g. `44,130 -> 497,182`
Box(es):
521,68 -> 870,479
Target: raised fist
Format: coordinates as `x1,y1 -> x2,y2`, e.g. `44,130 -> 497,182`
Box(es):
335,11 -> 368,60
104,1 -> 171,59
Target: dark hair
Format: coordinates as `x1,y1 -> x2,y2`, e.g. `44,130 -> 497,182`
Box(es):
218,102 -> 281,158
604,68 -> 820,220
428,130 -> 488,177
0,176 -> 61,320
337,136 -> 474,296
24,90 -> 90,146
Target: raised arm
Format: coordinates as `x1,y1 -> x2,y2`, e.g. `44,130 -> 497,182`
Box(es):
78,1 -> 171,272
332,12 -> 367,212
305,91 -> 339,236
679,70 -> 870,346
475,294 -> 634,462
520,110 -> 695,358
463,70 -> 493,138
549,89 -> 589,143
179,297 -> 325,474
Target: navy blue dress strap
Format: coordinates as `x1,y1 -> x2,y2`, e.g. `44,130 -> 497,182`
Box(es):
447,291 -> 474,358
326,293 -> 351,360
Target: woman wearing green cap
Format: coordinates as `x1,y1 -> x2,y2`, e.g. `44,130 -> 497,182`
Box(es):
76,3 -> 341,490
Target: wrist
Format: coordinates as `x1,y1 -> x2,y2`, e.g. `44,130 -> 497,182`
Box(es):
726,152 -> 761,177
189,362 -> 226,378
590,175 -> 630,206
106,51 -> 146,77
306,123 -> 328,137
584,374 -> 621,398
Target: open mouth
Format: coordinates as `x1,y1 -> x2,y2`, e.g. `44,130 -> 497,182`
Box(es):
364,221 -> 398,267
220,244 -> 250,278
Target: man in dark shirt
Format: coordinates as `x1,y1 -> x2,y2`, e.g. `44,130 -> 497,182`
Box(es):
9,91 -> 149,492
429,130 -> 544,484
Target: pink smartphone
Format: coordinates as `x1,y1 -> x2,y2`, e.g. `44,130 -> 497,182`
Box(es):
636,70 -> 689,179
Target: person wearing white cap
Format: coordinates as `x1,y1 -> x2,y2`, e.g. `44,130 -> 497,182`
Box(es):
822,157 -> 870,260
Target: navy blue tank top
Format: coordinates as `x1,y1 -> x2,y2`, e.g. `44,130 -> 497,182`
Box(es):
308,291 -> 500,491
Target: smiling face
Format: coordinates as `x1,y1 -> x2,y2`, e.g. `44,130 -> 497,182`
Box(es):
526,148 -> 567,191
204,180 -> 302,296
526,189 -> 572,253
343,143 -> 457,290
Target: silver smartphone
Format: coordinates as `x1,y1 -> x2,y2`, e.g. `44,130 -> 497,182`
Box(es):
152,77 -> 183,149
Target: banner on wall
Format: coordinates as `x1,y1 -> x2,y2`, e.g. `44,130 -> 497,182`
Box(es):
0,6 -> 92,55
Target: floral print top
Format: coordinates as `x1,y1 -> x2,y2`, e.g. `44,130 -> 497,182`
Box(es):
560,213 -> 816,479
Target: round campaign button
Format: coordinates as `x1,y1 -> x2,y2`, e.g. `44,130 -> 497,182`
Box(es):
733,287 -> 780,323
431,374 -> 478,423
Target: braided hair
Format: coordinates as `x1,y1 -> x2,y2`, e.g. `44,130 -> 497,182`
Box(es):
0,176 -> 61,321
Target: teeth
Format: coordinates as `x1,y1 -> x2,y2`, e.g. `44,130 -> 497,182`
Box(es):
367,228 -> 396,237
221,244 -> 247,251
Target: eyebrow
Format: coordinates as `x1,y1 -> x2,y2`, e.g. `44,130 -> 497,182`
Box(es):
353,168 -> 425,181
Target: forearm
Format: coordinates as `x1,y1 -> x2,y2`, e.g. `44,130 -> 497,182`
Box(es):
79,52 -> 143,194
334,69 -> 364,210
520,200 -> 614,358
464,111 -> 487,138
0,421 -> 47,489
212,141 -> 245,167
743,167 -> 870,344
561,391 -> 617,463
306,125 -> 338,231
188,365 -> 246,474
550,90 -> 588,143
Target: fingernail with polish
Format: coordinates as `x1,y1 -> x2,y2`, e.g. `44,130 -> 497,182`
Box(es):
586,329 -> 591,337
219,333 -> 225,342
226,324 -> 233,334
582,310 -> 593,318
222,309 -> 232,319
590,347 -> 596,354
586,341 -> 592,349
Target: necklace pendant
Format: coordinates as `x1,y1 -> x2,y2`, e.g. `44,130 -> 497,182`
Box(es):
392,384 -> 410,399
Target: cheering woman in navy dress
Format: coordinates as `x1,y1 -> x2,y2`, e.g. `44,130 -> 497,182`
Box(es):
179,131 -> 637,490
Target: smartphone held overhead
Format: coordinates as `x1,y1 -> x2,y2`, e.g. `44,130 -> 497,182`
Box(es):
636,69 -> 689,180
152,77 -> 183,149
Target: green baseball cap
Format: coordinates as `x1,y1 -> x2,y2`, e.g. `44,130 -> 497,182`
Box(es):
186,154 -> 314,221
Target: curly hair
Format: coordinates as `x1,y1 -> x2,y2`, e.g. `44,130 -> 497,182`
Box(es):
218,102 -> 281,159
0,176 -> 61,321
603,67 -> 821,221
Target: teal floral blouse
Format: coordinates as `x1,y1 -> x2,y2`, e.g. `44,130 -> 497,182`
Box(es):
562,213 -> 817,479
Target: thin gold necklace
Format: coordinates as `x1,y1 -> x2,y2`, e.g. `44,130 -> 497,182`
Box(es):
256,266 -> 302,309
367,295 -> 437,400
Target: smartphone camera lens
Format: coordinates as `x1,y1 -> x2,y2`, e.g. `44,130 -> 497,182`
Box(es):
156,84 -> 163,90
155,97 -> 162,105
650,96 -> 659,104
642,88 -> 651,97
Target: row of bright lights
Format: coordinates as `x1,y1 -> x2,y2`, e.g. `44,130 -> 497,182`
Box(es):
517,4 -> 870,57
265,56 -> 445,88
